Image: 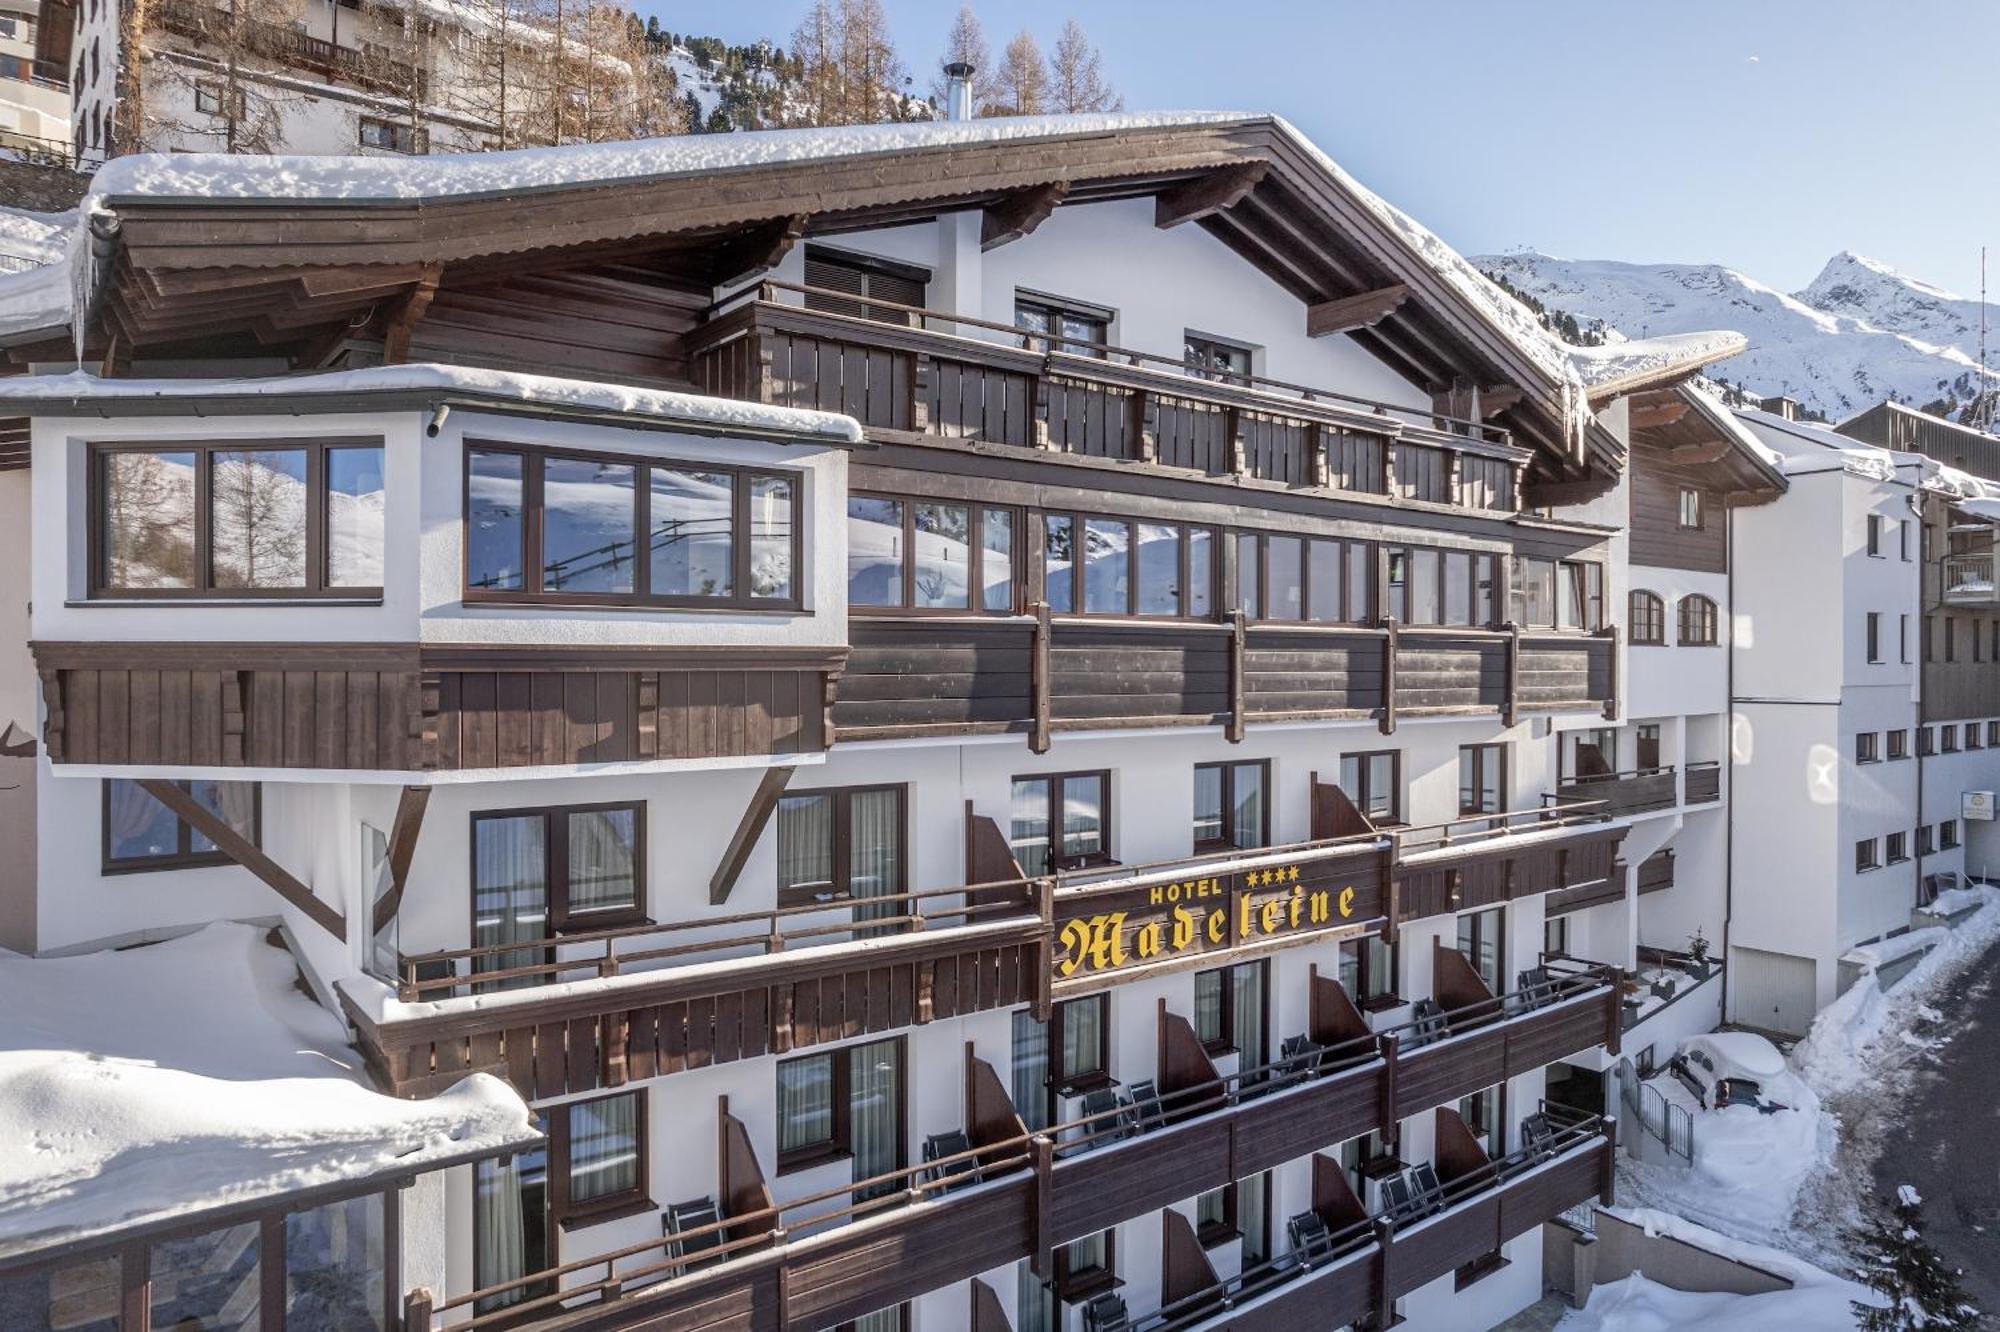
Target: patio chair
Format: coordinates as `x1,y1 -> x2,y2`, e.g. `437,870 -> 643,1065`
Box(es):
1519,1112 -> 1557,1160
1407,1162 -> 1445,1217
1126,1080 -> 1165,1133
1286,1210 -> 1337,1268
1405,998 -> 1449,1049
1081,1293 -> 1131,1332
663,1196 -> 725,1274
1077,1086 -> 1137,1146
920,1129 -> 981,1193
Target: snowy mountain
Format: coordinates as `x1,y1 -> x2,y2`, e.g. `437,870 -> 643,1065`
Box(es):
1475,250 -> 1999,424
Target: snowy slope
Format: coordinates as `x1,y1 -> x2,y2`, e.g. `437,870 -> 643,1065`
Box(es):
1477,251 -> 1994,422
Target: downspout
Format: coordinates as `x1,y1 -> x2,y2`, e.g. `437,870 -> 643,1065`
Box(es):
1721,501 -> 1736,1022
1913,492 -> 1926,906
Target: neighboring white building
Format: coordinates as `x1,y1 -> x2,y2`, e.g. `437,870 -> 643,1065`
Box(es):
0,1 -> 68,157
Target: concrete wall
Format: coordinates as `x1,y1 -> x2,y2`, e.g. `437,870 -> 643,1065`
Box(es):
1544,1209 -> 1793,1307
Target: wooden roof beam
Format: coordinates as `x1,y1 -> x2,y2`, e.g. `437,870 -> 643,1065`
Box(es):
380,263 -> 442,365
1305,283 -> 1409,338
1630,398 -> 1693,431
981,181 -> 1069,251
1154,160 -> 1269,230
1479,384 -> 1524,418
706,213 -> 808,287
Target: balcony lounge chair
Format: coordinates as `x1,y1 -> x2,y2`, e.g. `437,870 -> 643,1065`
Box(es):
1404,998 -> 1448,1049
1126,1080 -> 1165,1133
1082,1292 -> 1131,1332
920,1129 -> 982,1193
1286,1210 -> 1337,1268
663,1196 -> 726,1274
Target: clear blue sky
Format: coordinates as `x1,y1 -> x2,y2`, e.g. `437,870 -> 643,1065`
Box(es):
636,0 -> 2000,297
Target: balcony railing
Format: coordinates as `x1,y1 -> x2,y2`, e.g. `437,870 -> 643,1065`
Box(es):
690,282 -> 1530,514
1636,850 -> 1674,895
1944,552 -> 1999,606
352,807 -> 1624,1101
153,0 -> 427,95
1684,760 -> 1721,805
399,984 -> 1618,1332
1552,766 -> 1678,817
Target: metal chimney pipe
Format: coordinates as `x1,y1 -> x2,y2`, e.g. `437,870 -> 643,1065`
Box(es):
944,62 -> 975,122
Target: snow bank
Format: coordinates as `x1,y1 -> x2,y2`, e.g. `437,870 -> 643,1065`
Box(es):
1794,885 -> 2000,1096
0,364 -> 866,444
0,923 -> 535,1258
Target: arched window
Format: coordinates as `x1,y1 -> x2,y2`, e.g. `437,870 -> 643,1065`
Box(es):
1678,594 -> 1719,646
1629,590 -> 1665,645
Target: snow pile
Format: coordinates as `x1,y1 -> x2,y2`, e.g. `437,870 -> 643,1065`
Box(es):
1560,1208 -> 1877,1332
0,922 -> 535,1258
1669,1065 -> 1826,1233
0,364 -> 867,444
0,206 -> 72,269
1794,885 -> 2000,1097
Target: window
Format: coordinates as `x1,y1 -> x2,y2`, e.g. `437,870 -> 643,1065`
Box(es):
1924,615 -> 1935,663
1339,934 -> 1397,1006
549,1090 -> 646,1225
1678,594 -> 1719,645
1045,513 -> 1213,618
1886,831 -> 1908,865
1458,744 -> 1507,816
1677,487 -> 1702,529
1196,1172 -> 1270,1259
1918,824 -> 1935,856
1856,838 -> 1879,873
93,439 -> 385,596
193,82 -> 234,116
1384,544 -> 1499,627
1052,994 -> 1109,1091
1900,520 -> 1912,561
1888,729 -> 1909,760
1855,732 -> 1879,764
474,1146 -> 550,1315
1988,721 -> 2000,747
1054,1229 -> 1116,1302
1867,514 -> 1883,557
465,444 -> 797,608
103,779 -> 259,872
1510,556 -> 1557,627
1015,291 -> 1111,357
1455,907 -> 1505,994
1242,532 -> 1375,624
848,496 -> 1016,612
1629,590 -> 1665,644
1943,726 -> 1961,754
1866,612 -> 1881,663
1570,727 -> 1618,778
1946,616 -> 1960,663
1193,960 -> 1268,1061
1185,331 -> 1252,385
1942,820 -> 1961,850
1010,771 -> 1110,875
1338,750 -> 1401,825
472,803 -> 643,988
1194,760 -> 1268,852
776,786 -> 904,908
775,1037 -> 904,1186
1458,1082 -> 1505,1151
1919,726 -> 1936,757
1969,724 -> 1985,751
358,116 -> 420,152
1011,1010 -> 1051,1132
1544,913 -> 1571,959
1558,560 -> 1605,631
1635,723 -> 1662,770
803,247 -> 927,324
1902,613 -> 1912,664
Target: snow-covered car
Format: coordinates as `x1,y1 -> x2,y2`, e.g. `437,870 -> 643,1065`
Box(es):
1670,1032 -> 1791,1113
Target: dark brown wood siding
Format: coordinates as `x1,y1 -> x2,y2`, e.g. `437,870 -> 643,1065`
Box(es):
34,644 -> 841,772
411,267 -> 706,387
1629,449 -> 1727,573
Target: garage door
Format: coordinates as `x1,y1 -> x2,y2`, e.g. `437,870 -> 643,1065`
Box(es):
1728,946 -> 1817,1037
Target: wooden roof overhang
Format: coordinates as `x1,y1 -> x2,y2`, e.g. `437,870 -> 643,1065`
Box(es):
20,116 -> 1613,489
1629,385 -> 1787,507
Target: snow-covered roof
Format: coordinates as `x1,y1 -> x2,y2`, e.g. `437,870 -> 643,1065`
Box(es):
1564,330 -> 1748,400
0,923 -> 535,1260
1734,405 -> 2000,509
0,205 -> 71,269
0,364 -> 868,446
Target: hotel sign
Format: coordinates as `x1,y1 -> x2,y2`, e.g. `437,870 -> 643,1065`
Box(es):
1052,850 -> 1386,979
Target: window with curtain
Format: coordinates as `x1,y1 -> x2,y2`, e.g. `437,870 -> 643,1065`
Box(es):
464,443 -> 799,608
1337,751 -> 1400,824
776,786 -> 905,909
1010,771 -> 1110,875
1679,594 -> 1719,645
1053,994 -> 1109,1090
472,802 -> 644,989
554,1091 -> 646,1223
1193,760 -> 1268,852
1237,1171 -> 1271,1263
103,779 -> 259,872
1455,907 -> 1505,995
1457,1083 -> 1505,1152
93,440 -> 384,597
1193,961 -> 1267,1062
1011,1009 -> 1051,1132
1338,935 -> 1396,1006
776,1039 -> 904,1190
1055,1229 -> 1117,1302
473,1147 -> 550,1316
1457,745 -> 1506,817
1629,590 -> 1665,644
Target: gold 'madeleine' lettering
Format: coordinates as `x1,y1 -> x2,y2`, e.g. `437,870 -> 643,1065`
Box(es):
1059,880 -> 1368,975
1057,912 -> 1128,977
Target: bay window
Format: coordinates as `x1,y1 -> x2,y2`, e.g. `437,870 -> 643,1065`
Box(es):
1240,532 -> 1373,624
464,442 -> 798,608
1387,544 -> 1498,627
848,495 -> 1016,612
1046,513 -> 1212,618
93,439 -> 385,596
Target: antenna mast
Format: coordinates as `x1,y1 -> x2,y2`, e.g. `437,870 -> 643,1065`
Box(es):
1980,246 -> 1991,430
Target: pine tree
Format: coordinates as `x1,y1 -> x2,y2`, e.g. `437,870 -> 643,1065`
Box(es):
1848,1185 -> 1984,1332
1047,18 -> 1119,113
992,28 -> 1047,116
928,3 -> 1000,114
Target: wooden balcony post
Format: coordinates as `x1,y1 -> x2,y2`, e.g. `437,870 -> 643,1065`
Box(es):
1379,620 -> 1399,736
1598,1117 -> 1618,1205
1033,878 -> 1056,1022
1601,974 -> 1622,1057
1029,1135 -> 1057,1278
1502,621 -> 1522,729
402,1287 -> 433,1332
1227,610 -> 1247,744
1379,838 -> 1399,941
1370,1217 -> 1395,1329
1377,1032 -> 1401,1149
1030,601 -> 1053,754
1601,622 -> 1622,721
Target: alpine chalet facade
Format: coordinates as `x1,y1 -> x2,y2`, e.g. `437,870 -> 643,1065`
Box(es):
0,109 -> 1823,1332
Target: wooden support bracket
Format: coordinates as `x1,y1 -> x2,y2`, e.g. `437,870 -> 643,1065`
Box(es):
1304,283 -> 1409,338
982,181 -> 1069,251
1155,160 -> 1269,229
139,778 -> 345,939
370,784 -> 433,934
709,766 -> 798,905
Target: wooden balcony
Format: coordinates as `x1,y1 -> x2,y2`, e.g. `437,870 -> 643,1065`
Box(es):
1684,760 -> 1721,805
1636,850 -> 1675,895
1943,552 -> 2000,606
690,283 -> 1530,515
350,809 -> 1622,1102
1553,766 -> 1677,817
31,641 -> 842,773
399,989 -> 1618,1332
153,0 -> 427,96
837,615 -> 1615,747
